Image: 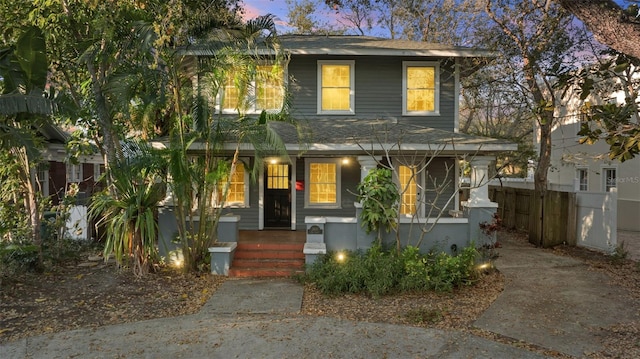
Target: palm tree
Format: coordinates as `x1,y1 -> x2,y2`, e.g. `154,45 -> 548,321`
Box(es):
166,15 -> 302,272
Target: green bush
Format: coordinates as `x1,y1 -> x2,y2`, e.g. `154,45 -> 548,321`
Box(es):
305,244 -> 479,297
0,243 -> 41,274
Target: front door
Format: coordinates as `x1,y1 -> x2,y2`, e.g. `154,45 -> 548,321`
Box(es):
264,163 -> 291,228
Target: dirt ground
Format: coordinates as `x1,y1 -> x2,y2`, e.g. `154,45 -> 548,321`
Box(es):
1,231 -> 638,358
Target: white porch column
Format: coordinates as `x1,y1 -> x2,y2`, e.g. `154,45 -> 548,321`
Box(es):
467,156 -> 497,208
357,156 -> 381,181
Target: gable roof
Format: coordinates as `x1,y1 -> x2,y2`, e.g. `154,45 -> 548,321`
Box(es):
275,35 -> 495,58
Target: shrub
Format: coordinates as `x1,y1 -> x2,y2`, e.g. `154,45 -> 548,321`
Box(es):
305,244 -> 479,296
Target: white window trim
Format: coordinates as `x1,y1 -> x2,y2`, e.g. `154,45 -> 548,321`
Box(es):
222,157 -> 250,208
601,166 -> 617,193
402,61 -> 440,116
217,63 -> 287,115
317,60 -> 355,115
394,161 -> 424,217
66,163 -> 83,183
575,167 -> 588,192
305,158 -> 342,209
38,164 -> 49,197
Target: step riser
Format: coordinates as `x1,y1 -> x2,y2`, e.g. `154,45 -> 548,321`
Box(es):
234,251 -> 304,260
232,259 -> 304,268
236,243 -> 304,251
228,269 -> 304,278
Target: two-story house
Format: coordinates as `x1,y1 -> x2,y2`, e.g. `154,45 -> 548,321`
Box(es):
161,35 -> 517,272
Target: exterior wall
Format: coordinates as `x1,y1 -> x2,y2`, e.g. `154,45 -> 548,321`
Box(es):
287,55 -> 456,131
547,116 -> 640,231
307,215 -> 469,256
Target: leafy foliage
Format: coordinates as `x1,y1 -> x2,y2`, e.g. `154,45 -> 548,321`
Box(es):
357,168 -> 399,244
304,244 -> 479,297
89,141 -> 166,277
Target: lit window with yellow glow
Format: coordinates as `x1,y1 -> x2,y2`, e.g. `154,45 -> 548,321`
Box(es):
222,70 -> 242,111
267,163 -> 289,189
399,165 -> 417,215
218,161 -> 248,207
256,65 -> 284,111
403,62 -> 439,115
219,64 -> 285,113
306,159 -> 341,208
318,61 -> 354,114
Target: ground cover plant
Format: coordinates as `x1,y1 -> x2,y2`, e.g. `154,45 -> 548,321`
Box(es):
304,244 -> 479,297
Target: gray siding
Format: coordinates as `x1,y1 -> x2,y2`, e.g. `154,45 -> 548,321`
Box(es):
422,158 -> 456,214
288,55 -> 456,131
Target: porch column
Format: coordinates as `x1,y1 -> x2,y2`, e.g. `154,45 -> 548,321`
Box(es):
467,156 -> 496,207
357,156 -> 381,181
464,156 -> 498,249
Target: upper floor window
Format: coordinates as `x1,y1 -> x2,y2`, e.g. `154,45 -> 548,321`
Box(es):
305,158 -> 341,208
219,64 -> 284,114
403,61 -> 439,116
576,168 -> 588,191
317,60 -> 355,114
603,167 -> 617,192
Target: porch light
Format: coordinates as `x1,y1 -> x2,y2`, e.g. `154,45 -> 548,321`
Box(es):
336,252 -> 347,263
270,159 -> 278,164
342,158 -> 350,165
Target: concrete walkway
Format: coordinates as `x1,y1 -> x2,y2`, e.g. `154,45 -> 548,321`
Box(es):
2,234 -> 639,358
475,232 -> 640,357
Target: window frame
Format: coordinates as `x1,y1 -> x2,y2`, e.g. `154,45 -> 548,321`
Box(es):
602,167 -> 617,193
576,167 -> 588,192
402,61 -> 440,116
317,60 -> 355,115
398,164 -> 420,216
217,63 -> 286,115
305,158 -> 342,209
219,158 -> 250,208
66,163 -> 83,183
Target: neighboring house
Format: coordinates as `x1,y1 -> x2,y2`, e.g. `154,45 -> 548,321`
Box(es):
163,35 -> 516,253
545,72 -> 640,232
39,124 -> 105,240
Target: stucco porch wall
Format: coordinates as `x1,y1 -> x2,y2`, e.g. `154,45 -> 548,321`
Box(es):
157,207 -> 240,258
308,215 -> 469,256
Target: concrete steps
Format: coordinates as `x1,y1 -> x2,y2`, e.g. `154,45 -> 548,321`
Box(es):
229,242 -> 305,278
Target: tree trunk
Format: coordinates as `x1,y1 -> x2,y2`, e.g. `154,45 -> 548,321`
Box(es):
558,0 -> 640,60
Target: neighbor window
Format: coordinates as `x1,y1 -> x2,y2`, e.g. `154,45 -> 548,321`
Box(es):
219,64 -> 285,114
403,61 -> 439,115
66,163 -> 83,183
306,158 -> 341,208
218,160 -> 249,207
603,168 -> 617,192
318,60 -> 355,114
399,165 -> 418,215
38,163 -> 49,197
576,168 -> 588,191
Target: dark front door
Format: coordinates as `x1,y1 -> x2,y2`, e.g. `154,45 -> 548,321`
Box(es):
264,163 -> 291,228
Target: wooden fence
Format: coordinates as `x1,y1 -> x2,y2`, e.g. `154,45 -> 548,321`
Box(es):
489,186 -> 577,247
